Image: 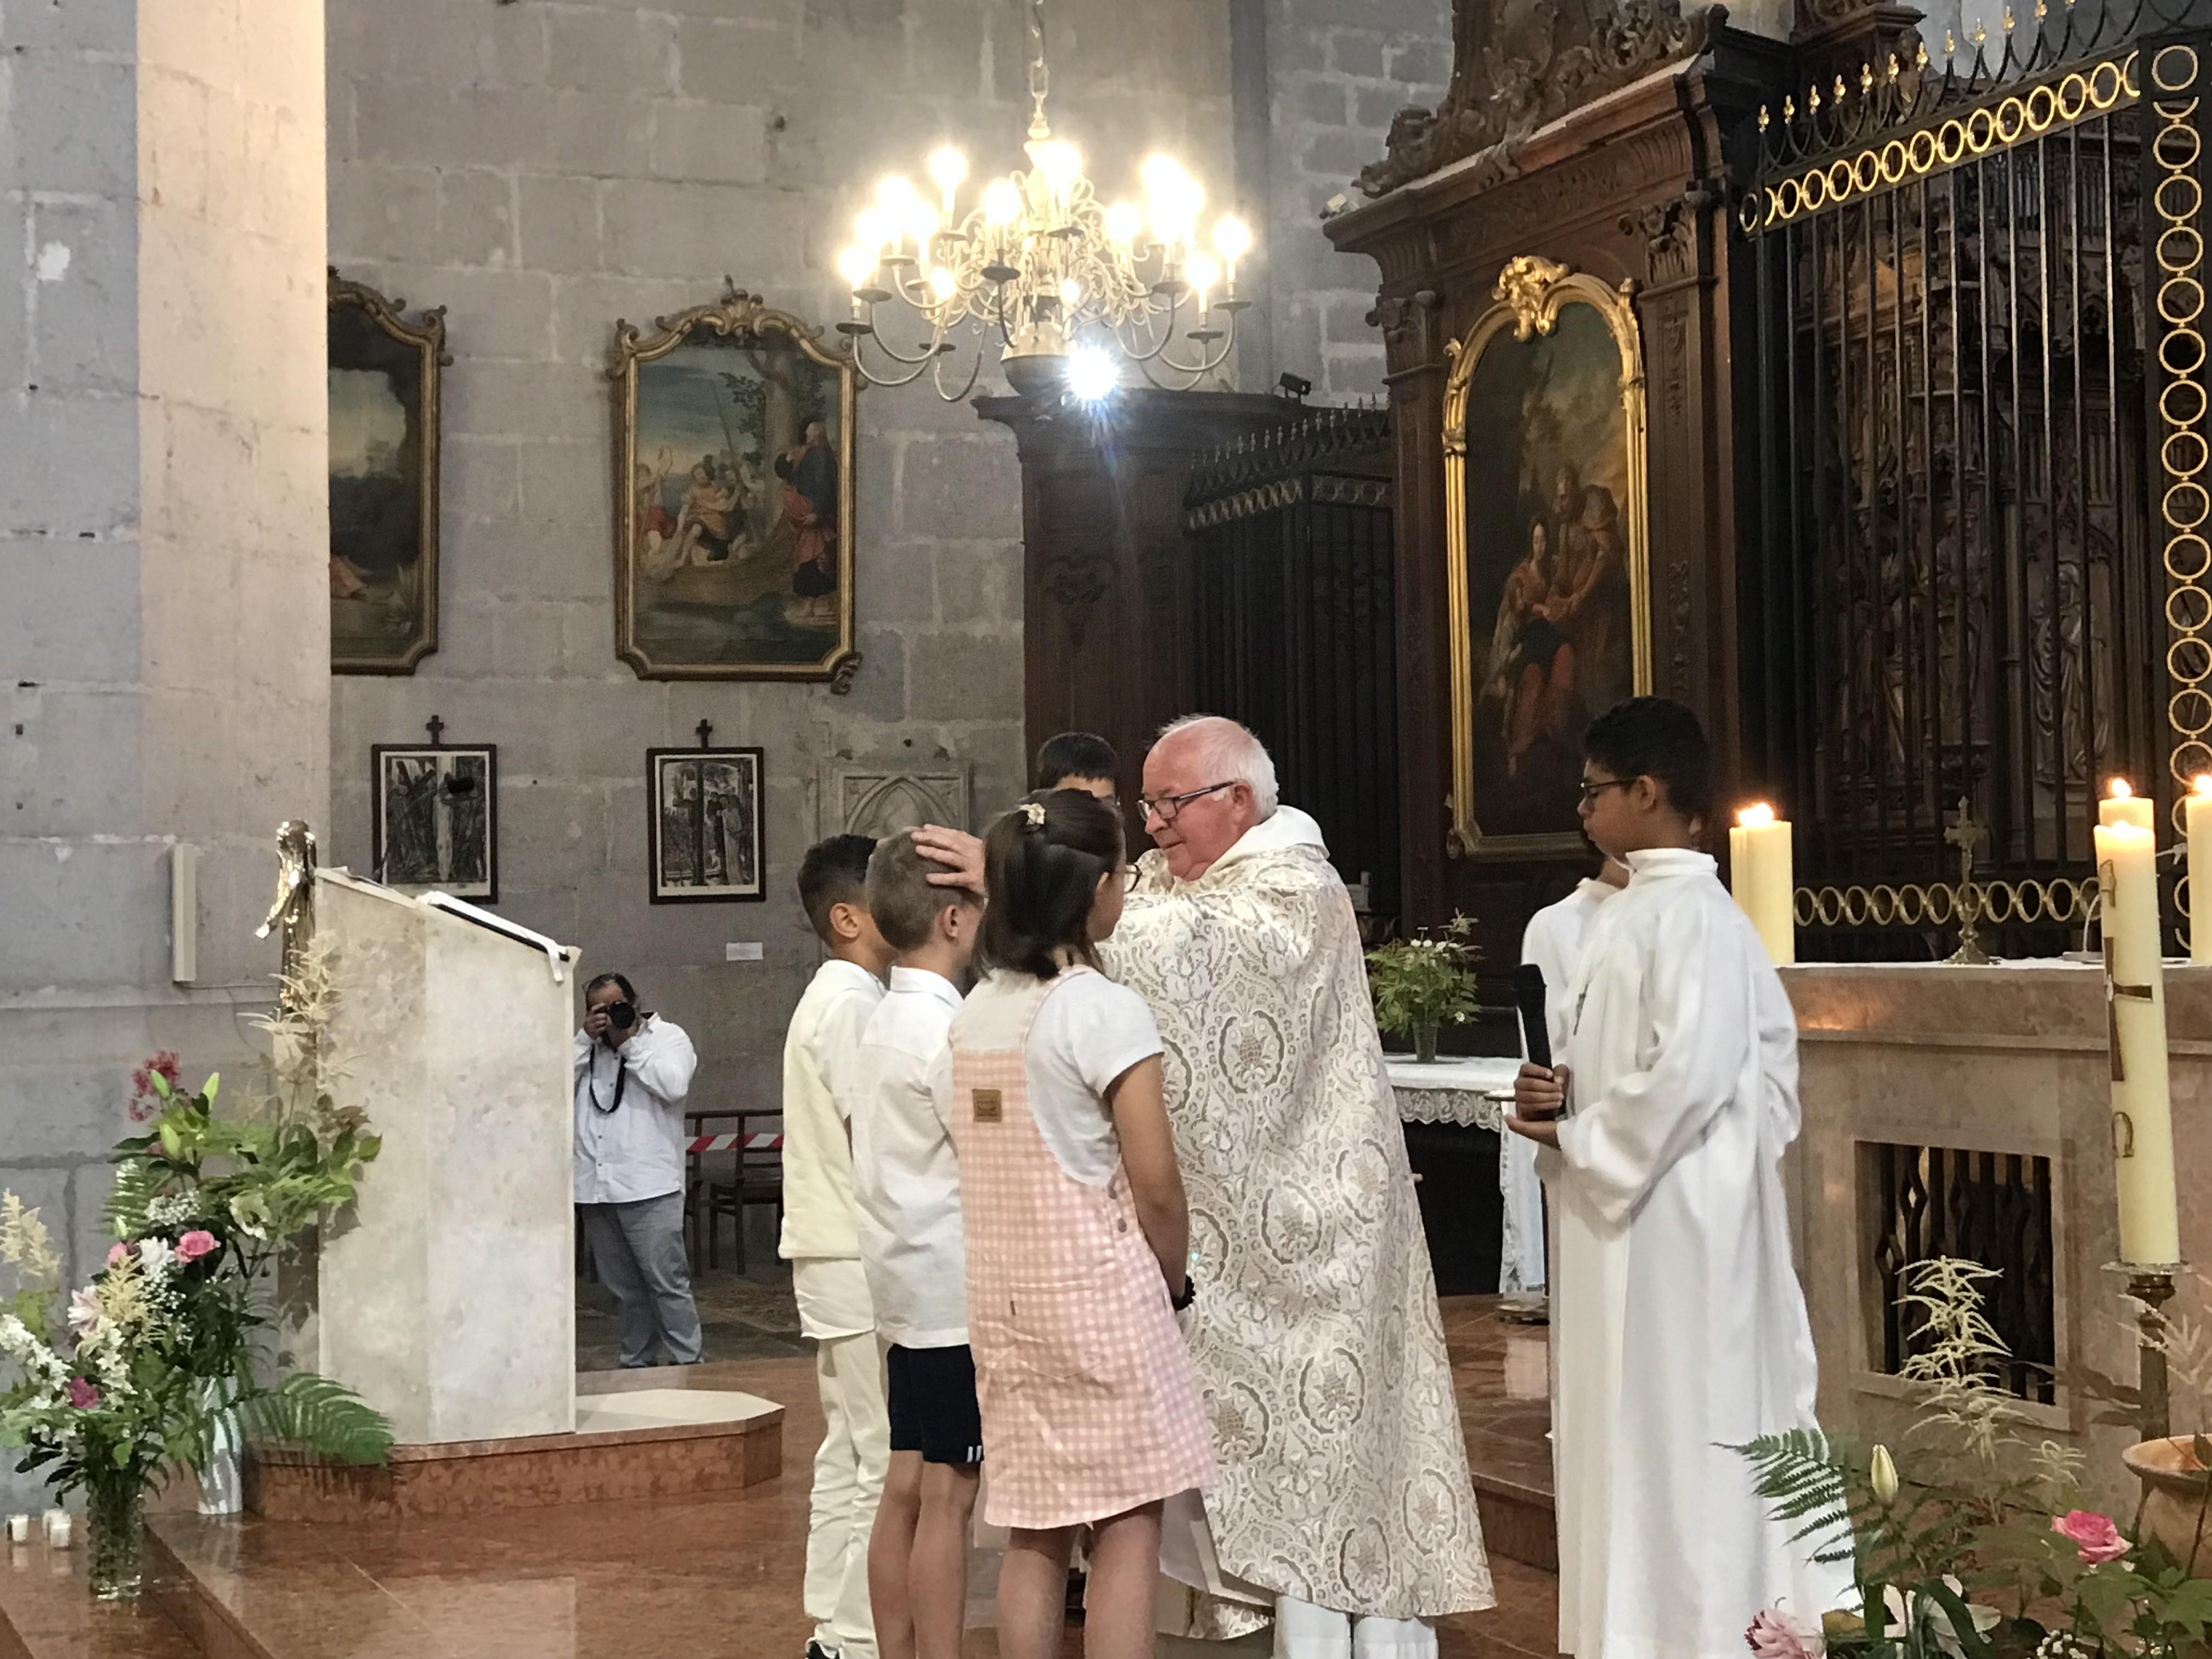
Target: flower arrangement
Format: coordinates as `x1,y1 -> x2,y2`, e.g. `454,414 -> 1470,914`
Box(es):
1735,1259 -> 2212,1658
0,943 -> 393,1599
1366,913 -> 1482,1062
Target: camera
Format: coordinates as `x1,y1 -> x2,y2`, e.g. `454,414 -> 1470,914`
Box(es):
604,1000 -> 637,1030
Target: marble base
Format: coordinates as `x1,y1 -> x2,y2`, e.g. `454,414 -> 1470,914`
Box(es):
244,1388 -> 781,1523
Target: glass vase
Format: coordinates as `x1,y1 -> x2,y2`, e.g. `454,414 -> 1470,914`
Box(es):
1413,1021 -> 1440,1064
85,1469 -> 147,1602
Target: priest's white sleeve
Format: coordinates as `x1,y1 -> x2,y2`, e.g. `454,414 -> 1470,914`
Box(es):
1553,899 -> 1752,1227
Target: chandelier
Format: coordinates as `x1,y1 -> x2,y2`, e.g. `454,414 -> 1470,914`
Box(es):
834,1 -> 1252,403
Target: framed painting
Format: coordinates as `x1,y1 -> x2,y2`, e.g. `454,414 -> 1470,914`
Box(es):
611,288 -> 859,686
648,747 -> 765,902
330,271 -> 446,674
1442,256 -> 1652,859
371,744 -> 497,902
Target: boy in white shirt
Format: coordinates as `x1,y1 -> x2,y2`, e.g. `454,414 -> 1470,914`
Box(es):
782,834 -> 895,1659
849,832 -> 984,1659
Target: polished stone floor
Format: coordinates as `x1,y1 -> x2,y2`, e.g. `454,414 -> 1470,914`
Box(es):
0,1272 -> 1563,1659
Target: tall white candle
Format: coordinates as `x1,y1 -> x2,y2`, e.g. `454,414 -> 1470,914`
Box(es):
2102,778 -> 2154,831
2190,776 -> 2212,967
2096,810 -> 2182,1266
1730,803 -> 1796,967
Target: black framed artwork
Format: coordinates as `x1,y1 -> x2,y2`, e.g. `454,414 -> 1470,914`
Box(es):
647,747 -> 765,903
371,744 -> 497,902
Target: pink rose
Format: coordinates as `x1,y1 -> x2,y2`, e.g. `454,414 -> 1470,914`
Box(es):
2053,1510 -> 2131,1565
105,1242 -> 129,1268
174,1229 -> 218,1263
1746,1608 -> 1821,1659
67,1378 -> 100,1410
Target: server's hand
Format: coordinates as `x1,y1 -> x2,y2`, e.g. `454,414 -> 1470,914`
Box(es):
1507,1062 -> 1568,1147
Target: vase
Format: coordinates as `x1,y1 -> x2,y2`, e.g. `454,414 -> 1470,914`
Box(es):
84,1469 -> 147,1602
1413,1022 -> 1440,1064
196,1380 -> 242,1516
2124,1436 -> 2211,1577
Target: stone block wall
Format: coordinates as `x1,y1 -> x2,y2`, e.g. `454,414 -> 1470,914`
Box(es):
324,0 -> 1233,1110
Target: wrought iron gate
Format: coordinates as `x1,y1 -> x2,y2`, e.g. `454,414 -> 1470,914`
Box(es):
1184,408 -> 1401,926
1739,6 -> 2212,954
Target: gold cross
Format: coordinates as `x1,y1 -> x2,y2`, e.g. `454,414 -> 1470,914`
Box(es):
1943,798 -> 1993,964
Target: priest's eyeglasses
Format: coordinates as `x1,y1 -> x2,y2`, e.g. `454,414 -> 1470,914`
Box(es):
1576,777 -> 1637,804
1138,781 -> 1235,824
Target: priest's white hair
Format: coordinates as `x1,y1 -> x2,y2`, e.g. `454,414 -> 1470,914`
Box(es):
1156,714 -> 1278,817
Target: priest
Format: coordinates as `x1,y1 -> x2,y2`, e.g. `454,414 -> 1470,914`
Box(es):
1510,697 -> 1847,1659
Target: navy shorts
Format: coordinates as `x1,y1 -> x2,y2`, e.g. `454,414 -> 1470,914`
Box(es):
886,1343 -> 984,1468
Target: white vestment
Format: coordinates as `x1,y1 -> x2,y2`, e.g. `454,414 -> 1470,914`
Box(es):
1545,848 -> 1847,1659
1105,808 -> 1493,1626
1510,879 -> 1617,1294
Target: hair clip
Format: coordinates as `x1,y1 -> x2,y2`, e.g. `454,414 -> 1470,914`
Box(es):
1018,801 -> 1047,828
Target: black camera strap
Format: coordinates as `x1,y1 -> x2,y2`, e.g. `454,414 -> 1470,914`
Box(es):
586,1044 -> 629,1116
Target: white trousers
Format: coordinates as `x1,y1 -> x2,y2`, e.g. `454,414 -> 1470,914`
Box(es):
1273,1595 -> 1438,1659
805,1330 -> 890,1658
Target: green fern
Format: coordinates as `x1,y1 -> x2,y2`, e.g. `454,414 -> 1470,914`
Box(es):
1731,1427 -> 1859,1564
102,1161 -> 161,1241
240,1373 -> 393,1466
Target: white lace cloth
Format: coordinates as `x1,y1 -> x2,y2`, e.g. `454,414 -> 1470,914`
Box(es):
1384,1055 -> 1521,1128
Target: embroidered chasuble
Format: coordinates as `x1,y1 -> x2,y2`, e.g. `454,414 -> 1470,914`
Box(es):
1545,848 -> 1849,1658
1103,808 -> 1493,1624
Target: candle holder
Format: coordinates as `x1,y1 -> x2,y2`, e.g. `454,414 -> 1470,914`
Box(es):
1943,799 -> 1993,965
2106,1260 -> 2189,1442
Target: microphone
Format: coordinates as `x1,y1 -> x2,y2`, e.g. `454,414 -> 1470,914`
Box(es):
1512,962 -> 1552,1072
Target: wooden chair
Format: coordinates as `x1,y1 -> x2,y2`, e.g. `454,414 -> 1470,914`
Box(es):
689,1109 -> 784,1273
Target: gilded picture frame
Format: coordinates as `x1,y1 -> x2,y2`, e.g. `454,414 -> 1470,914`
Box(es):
329,271 -> 446,674
610,288 -> 860,686
1442,256 -> 1653,859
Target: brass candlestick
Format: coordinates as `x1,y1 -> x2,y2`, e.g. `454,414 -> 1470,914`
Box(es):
1944,798 -> 1993,965
2108,1261 -> 2187,1442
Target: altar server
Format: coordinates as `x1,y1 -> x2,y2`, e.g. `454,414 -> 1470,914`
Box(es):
1508,856 -> 1628,1294
1509,698 -> 1847,1659
784,834 -> 896,1659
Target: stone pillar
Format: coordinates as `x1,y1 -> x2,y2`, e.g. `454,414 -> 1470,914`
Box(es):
0,0 -> 330,1507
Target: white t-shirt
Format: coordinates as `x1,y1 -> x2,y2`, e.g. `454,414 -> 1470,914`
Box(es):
936,968 -> 1163,1187
849,966 -> 967,1348
778,958 -> 884,1266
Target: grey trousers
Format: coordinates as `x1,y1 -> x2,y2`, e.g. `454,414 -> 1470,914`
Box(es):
579,1192 -> 704,1367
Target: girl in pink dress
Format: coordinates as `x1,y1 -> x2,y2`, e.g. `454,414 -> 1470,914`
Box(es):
945,789 -> 1214,1659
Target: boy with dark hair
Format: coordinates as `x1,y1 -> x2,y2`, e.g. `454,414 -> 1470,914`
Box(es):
849,832 -> 984,1659
1031,731 -> 1118,800
785,833 -> 896,1659
1509,697 -> 1844,1659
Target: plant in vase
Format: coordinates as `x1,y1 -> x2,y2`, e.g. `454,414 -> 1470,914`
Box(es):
0,943 -> 394,1600
1735,1258 -> 2212,1657
1366,913 -> 1482,1063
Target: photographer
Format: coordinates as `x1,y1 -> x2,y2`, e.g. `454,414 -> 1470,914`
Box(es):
574,972 -> 704,1368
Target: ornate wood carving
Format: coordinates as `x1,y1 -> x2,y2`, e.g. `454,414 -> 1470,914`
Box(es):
1360,0 -> 1725,198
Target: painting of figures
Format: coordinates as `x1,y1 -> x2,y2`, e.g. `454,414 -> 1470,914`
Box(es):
648,748 -> 765,902
613,292 -> 857,683
329,274 -> 444,674
1446,263 -> 1649,856
371,746 -> 496,901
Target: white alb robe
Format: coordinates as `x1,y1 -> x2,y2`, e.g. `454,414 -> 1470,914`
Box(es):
1105,808 -> 1493,1627
1510,878 -> 1617,1294
1544,848 -> 1847,1659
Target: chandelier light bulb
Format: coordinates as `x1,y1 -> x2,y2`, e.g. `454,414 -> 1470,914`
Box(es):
1032,140 -> 1082,200
1186,252 -> 1220,308
1213,215 -> 1251,266
1066,343 -> 1121,402
837,246 -> 878,290
982,178 -> 1022,227
930,266 -> 958,302
928,146 -> 968,196
1105,201 -> 1142,245
904,200 -> 940,250
855,207 -> 889,251
877,175 -> 918,210
1059,278 -> 1082,307
1140,154 -> 1183,196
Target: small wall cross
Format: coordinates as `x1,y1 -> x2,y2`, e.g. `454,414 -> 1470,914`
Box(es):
696,719 -> 715,749
425,715 -> 445,747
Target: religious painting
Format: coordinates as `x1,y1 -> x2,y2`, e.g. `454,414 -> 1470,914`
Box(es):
330,272 -> 446,674
370,744 -> 497,902
612,288 -> 859,686
1443,256 -> 1652,858
647,747 -> 765,902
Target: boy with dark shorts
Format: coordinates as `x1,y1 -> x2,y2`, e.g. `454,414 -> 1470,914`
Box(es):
849,832 -> 985,1659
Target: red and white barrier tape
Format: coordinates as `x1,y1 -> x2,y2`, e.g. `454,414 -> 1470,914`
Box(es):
685,1132 -> 783,1154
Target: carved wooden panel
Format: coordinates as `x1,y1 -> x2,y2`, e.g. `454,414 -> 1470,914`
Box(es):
818,765 -> 971,840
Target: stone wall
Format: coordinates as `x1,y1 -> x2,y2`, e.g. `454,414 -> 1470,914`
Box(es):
0,0 -> 330,1507
324,0 -> 1234,1114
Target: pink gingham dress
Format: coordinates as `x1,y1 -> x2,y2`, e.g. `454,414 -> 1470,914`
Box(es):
948,968 -> 1215,1531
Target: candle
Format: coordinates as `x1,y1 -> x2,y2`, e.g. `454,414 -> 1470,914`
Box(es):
5,1514 -> 27,1544
1730,803 -> 1796,966
2102,777 -> 2154,831
41,1510 -> 70,1549
2190,776 -> 2212,966
2096,815 -> 2183,1265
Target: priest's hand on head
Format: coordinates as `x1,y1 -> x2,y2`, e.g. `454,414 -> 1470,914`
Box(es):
912,824 -> 986,896
1508,1062 -> 1568,1148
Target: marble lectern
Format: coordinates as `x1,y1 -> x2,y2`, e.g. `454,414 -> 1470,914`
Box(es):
302,870 -> 577,1444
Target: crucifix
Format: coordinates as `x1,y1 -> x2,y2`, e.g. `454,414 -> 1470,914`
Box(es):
1943,796 -> 1993,964
425,715 -> 446,748
696,719 -> 715,749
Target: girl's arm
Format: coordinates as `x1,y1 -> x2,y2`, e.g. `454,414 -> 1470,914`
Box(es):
1104,1054 -> 1189,1293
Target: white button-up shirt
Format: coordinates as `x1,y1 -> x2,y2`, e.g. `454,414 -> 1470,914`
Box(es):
572,1014 -> 698,1205
851,966 -> 968,1348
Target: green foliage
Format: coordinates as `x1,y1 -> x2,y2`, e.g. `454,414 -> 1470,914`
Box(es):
240,1375 -> 392,1467
1365,914 -> 1483,1036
